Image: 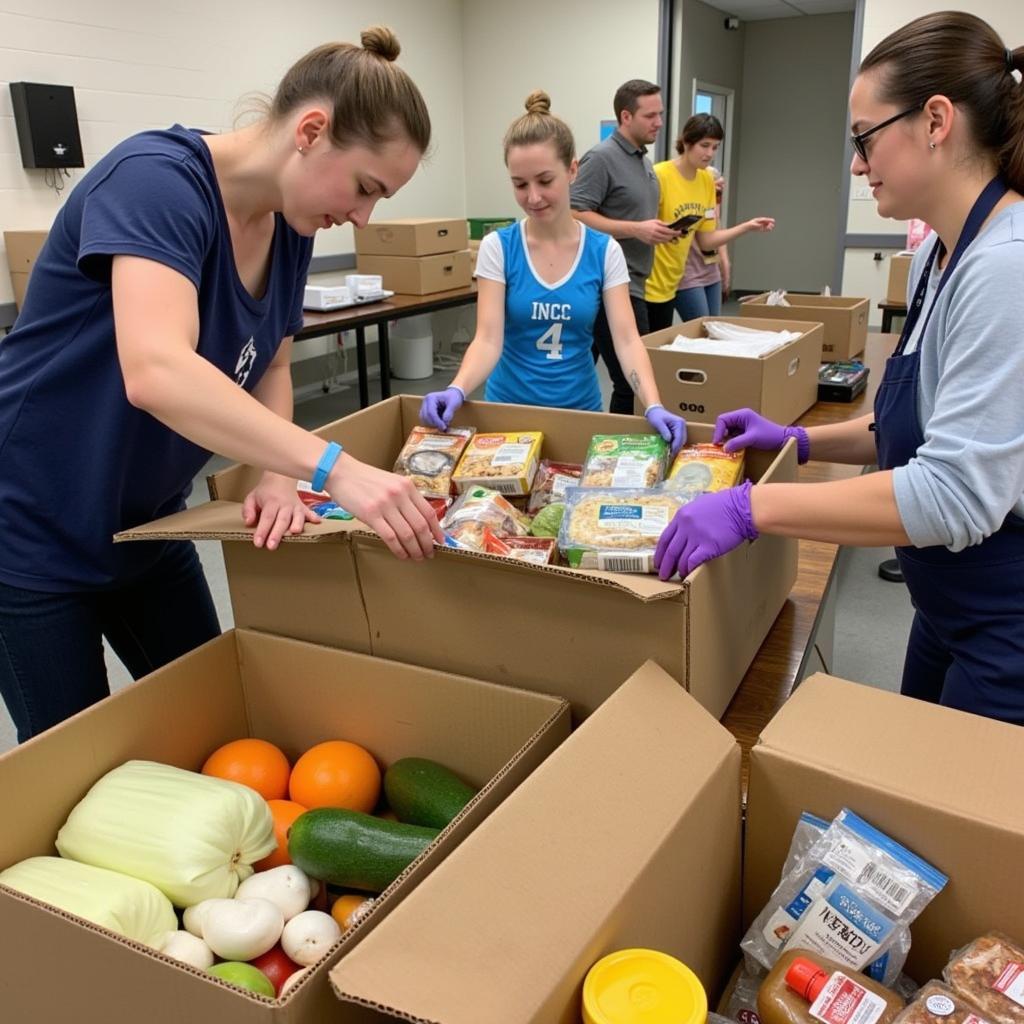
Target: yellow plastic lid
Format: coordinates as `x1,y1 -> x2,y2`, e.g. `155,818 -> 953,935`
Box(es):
582,948 -> 708,1024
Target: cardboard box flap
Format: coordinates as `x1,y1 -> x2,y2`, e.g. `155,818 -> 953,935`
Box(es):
747,674 -> 1024,981
756,674 -> 1024,831
330,661 -> 742,1024
113,501 -> 354,543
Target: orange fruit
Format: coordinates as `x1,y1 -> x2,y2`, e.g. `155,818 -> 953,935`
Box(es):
201,738 -> 291,800
331,893 -> 372,930
255,798 -> 308,870
288,740 -> 381,812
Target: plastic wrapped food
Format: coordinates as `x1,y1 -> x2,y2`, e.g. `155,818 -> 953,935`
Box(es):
296,483 -> 354,520
393,426 -> 476,499
894,982 -> 994,1024
527,460 -> 583,513
452,432 -> 544,496
558,487 -> 683,572
482,528 -> 557,565
944,933 -> 1024,1024
441,486 -> 532,551
741,808 -> 947,982
580,434 -> 669,489
665,444 -> 745,500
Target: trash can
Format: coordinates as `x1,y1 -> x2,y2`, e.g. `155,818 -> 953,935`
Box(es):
389,315 -> 434,380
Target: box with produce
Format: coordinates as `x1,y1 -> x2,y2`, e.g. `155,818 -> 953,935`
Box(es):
0,629 -> 568,1023
580,434 -> 669,489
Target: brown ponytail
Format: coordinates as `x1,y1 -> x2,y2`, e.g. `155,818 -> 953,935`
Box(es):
860,12 -> 1024,191
269,26 -> 430,154
502,90 -> 576,168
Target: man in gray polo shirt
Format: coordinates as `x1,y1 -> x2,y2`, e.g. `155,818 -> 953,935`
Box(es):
572,79 -> 679,413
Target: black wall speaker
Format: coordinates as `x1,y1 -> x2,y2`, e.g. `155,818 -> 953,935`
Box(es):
9,82 -> 85,169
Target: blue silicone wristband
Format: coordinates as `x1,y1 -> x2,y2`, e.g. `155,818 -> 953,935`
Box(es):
311,441 -> 344,492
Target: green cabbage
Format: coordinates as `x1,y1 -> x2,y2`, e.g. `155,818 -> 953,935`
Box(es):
530,503 -> 565,538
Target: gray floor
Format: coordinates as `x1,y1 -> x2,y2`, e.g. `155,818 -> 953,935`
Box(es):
0,312 -> 913,753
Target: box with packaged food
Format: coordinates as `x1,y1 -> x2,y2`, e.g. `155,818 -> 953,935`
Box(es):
452,432 -> 544,496
664,445 -> 745,501
393,425 -> 475,499
580,434 -> 669,489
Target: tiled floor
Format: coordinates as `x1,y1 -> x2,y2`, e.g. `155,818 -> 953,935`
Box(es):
0,313 -> 913,752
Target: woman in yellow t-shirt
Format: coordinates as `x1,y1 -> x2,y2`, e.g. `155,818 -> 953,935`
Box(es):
645,115 -> 775,331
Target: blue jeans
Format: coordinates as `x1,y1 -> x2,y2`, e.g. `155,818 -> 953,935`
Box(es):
0,541 -> 221,744
675,281 -> 723,320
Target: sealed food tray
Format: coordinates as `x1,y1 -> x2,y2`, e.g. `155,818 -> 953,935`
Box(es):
818,360 -> 868,402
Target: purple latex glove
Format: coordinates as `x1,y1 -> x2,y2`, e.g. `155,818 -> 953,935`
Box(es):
713,408 -> 810,464
420,385 -> 465,431
654,481 -> 758,581
645,404 -> 687,457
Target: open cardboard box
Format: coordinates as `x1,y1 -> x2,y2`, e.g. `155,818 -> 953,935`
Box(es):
0,629 -> 570,1024
638,316 -> 824,426
330,667 -> 1024,1024
887,253 -> 913,304
740,294 -> 868,361
117,397 -> 799,721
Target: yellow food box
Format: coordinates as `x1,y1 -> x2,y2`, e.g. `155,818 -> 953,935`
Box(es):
665,444 -> 745,500
452,431 -> 544,497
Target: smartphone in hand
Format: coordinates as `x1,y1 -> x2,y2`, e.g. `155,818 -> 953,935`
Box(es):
668,213 -> 703,233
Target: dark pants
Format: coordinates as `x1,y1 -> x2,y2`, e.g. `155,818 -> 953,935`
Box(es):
0,541 -> 221,744
646,298 -> 676,333
592,293 -> 649,414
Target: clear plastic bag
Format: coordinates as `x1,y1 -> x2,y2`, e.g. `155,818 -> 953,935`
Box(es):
741,808 -> 947,982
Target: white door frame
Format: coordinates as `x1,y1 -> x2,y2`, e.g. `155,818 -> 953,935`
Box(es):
691,79 -> 735,217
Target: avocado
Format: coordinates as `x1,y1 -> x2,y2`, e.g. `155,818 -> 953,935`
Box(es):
288,807 -> 439,894
384,757 -> 478,829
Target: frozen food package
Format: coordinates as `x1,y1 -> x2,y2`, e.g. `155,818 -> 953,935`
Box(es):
558,487 -> 683,572
580,434 -> 669,489
393,425 -> 476,499
527,460 -> 583,513
944,933 -> 1024,1024
452,431 -> 544,496
894,981 -> 994,1024
665,444 -> 745,500
441,485 -> 532,551
740,808 -> 947,982
482,528 -> 557,565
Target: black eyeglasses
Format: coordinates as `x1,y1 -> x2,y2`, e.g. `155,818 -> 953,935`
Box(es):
850,105 -> 921,161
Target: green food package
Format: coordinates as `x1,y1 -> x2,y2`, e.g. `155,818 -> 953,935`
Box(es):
530,502 -> 565,538
580,434 -> 669,489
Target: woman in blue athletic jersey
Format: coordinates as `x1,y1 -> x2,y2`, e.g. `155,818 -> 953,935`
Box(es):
420,91 -> 686,454
0,27 -> 443,743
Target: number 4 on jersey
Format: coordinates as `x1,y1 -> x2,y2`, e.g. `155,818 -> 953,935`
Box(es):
536,323 -> 564,360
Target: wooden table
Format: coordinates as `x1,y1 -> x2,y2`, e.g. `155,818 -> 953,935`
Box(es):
877,300 -> 907,333
296,284 -> 478,408
722,333 -> 898,787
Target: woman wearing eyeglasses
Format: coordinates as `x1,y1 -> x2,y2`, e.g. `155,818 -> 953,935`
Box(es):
653,11 -> 1024,725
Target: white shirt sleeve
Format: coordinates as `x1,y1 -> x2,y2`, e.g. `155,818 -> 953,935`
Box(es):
602,237 -> 631,290
474,231 -> 505,283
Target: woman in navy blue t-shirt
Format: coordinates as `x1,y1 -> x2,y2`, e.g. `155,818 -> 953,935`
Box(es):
0,28 -> 442,743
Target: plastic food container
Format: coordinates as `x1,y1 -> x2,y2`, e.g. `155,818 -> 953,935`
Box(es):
582,948 -> 707,1024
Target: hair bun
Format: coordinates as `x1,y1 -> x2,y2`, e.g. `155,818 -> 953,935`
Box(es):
362,25 -> 401,61
524,90 -> 551,116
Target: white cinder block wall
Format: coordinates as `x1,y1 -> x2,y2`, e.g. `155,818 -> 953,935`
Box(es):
0,0 -> 467,310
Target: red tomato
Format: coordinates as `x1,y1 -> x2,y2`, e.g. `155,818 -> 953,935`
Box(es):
249,944 -> 301,997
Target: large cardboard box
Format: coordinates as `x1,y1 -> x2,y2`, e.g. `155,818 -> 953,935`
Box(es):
887,253 -> 913,304
356,250 -> 473,295
741,294 -> 869,361
4,228 -> 47,311
639,316 -> 824,425
330,668 -> 1024,1023
119,397 -> 799,721
354,217 -> 468,257
0,629 -> 570,1024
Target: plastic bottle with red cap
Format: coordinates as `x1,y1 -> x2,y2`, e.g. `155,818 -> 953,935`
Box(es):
756,949 -> 906,1024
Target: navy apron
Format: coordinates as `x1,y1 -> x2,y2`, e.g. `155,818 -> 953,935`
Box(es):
873,176 -> 1024,724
